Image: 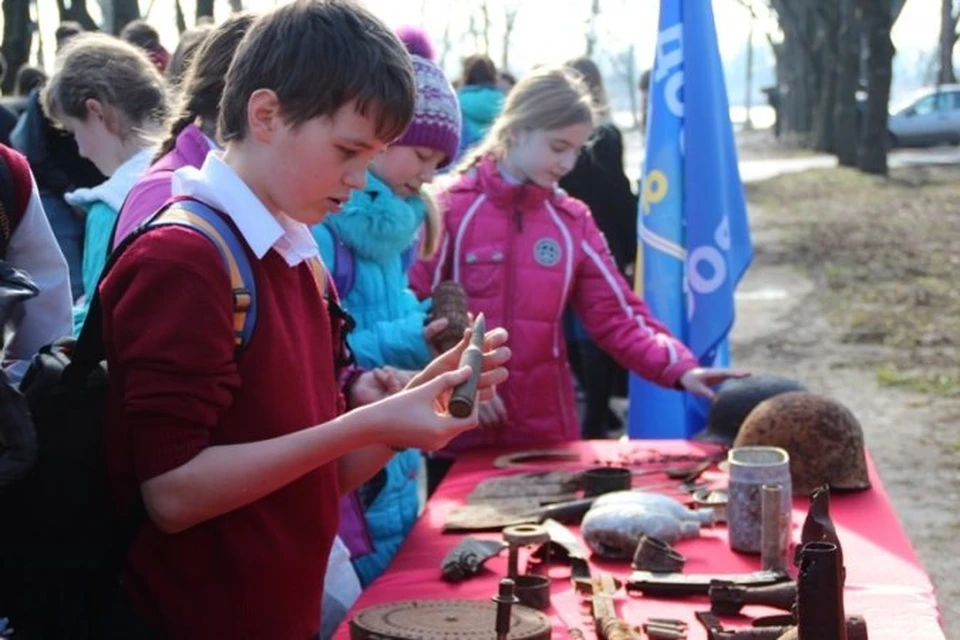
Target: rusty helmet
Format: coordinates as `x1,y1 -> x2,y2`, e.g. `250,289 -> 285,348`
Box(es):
694,375 -> 807,445
733,392 -> 870,495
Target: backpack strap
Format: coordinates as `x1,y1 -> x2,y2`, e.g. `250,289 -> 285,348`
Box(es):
149,199 -> 257,350
322,224 -> 356,299
400,238 -> 418,273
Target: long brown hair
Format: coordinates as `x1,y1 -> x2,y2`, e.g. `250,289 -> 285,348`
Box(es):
456,66 -> 595,174
153,12 -> 255,161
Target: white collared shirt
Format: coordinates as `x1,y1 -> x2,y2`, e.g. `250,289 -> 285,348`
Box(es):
171,153 -> 320,267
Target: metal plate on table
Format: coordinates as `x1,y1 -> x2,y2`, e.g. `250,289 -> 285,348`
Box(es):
443,502 -> 540,532
349,599 -> 551,639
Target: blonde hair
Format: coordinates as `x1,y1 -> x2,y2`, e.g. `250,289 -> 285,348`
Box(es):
416,190 -> 442,258
41,33 -> 168,141
456,66 -> 595,173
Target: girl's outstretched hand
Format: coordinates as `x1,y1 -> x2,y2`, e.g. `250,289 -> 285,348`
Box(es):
679,368 -> 751,400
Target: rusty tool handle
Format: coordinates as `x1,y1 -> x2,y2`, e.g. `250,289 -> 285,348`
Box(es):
448,314 -> 485,418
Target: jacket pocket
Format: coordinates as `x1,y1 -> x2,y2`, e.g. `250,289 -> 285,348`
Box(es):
460,245 -> 505,298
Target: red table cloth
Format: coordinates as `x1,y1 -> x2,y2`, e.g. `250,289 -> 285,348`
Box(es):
334,440 -> 945,639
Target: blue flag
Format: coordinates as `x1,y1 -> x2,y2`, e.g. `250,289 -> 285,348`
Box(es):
628,0 -> 753,439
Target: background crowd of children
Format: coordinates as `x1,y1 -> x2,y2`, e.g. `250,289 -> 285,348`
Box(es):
0,2 -> 743,638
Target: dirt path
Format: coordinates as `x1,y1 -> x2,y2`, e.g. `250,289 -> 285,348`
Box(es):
731,201 -> 960,639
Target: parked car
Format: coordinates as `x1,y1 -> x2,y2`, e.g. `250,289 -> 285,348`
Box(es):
887,84 -> 960,147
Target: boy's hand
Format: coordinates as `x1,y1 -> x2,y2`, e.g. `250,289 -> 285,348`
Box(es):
349,367 -> 414,406
680,368 -> 751,400
407,326 -> 510,403
371,367 -> 485,451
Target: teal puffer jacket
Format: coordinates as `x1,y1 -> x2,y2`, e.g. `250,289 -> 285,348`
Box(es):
313,170 -> 430,587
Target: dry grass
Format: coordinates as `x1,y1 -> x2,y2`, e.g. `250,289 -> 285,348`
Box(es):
745,165 -> 960,395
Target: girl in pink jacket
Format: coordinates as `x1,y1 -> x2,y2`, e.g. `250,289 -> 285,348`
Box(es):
410,67 -> 744,451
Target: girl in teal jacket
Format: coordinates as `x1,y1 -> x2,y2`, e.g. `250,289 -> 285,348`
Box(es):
312,31 -> 461,588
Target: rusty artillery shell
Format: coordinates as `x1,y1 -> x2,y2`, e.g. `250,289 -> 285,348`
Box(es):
432,281 -> 470,353
448,313 -> 485,418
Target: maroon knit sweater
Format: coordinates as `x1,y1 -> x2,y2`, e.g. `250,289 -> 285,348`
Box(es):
101,224 -> 343,639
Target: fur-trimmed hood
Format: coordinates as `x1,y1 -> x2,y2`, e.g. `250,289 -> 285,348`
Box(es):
323,171 -> 425,264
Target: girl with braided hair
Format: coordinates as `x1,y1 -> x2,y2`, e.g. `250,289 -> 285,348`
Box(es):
113,12 -> 255,248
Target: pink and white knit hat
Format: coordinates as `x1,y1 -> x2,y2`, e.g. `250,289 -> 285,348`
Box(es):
394,26 -> 461,167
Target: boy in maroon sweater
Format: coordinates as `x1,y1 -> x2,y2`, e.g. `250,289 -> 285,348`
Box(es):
99,2 -> 510,638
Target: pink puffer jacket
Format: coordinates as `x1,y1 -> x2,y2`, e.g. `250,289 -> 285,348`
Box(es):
410,157 -> 699,450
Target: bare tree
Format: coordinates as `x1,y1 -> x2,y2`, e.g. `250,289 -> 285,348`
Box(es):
608,45 -> 641,130
811,0 -> 840,153
857,0 -> 894,175
479,0 -> 491,56
175,0 -> 187,34
938,0 -> 959,84
56,0 -> 99,31
110,0 -> 142,34
834,0 -> 860,166
437,16 -> 453,71
467,13 -> 481,54
586,0 -> 600,57
743,17 -> 755,131
1,0 -> 31,94
197,0 -> 215,23
501,3 -> 520,72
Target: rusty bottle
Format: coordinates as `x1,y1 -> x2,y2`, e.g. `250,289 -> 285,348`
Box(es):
796,541 -> 846,640
448,313 -> 485,418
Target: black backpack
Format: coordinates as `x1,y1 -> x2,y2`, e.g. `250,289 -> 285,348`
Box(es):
0,199 -> 259,640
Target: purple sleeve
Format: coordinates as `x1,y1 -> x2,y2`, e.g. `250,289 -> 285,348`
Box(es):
113,171 -> 174,249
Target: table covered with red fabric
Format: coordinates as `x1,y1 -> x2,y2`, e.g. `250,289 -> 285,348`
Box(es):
334,440 -> 945,639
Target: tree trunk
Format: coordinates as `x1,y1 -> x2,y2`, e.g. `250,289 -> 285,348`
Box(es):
197,0 -> 215,23
227,0 -> 243,11
56,0 -> 99,31
103,0 -> 141,34
835,0 -> 861,166
625,45 -> 640,130
813,0 -> 841,153
175,0 -> 187,34
771,0 -> 819,143
586,0 -> 600,57
1,0 -> 31,95
501,7 -> 519,72
744,19 -> 754,131
480,1 -> 491,56
938,0 -> 958,84
857,0 -> 894,175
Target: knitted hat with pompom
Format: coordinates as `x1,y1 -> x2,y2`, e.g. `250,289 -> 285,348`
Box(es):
393,26 -> 461,167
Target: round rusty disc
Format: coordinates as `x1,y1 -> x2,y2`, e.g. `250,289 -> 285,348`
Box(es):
349,599 -> 551,640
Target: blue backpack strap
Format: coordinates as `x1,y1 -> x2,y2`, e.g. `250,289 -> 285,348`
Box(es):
323,224 -> 356,299
150,199 -> 257,351
400,236 -> 418,274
